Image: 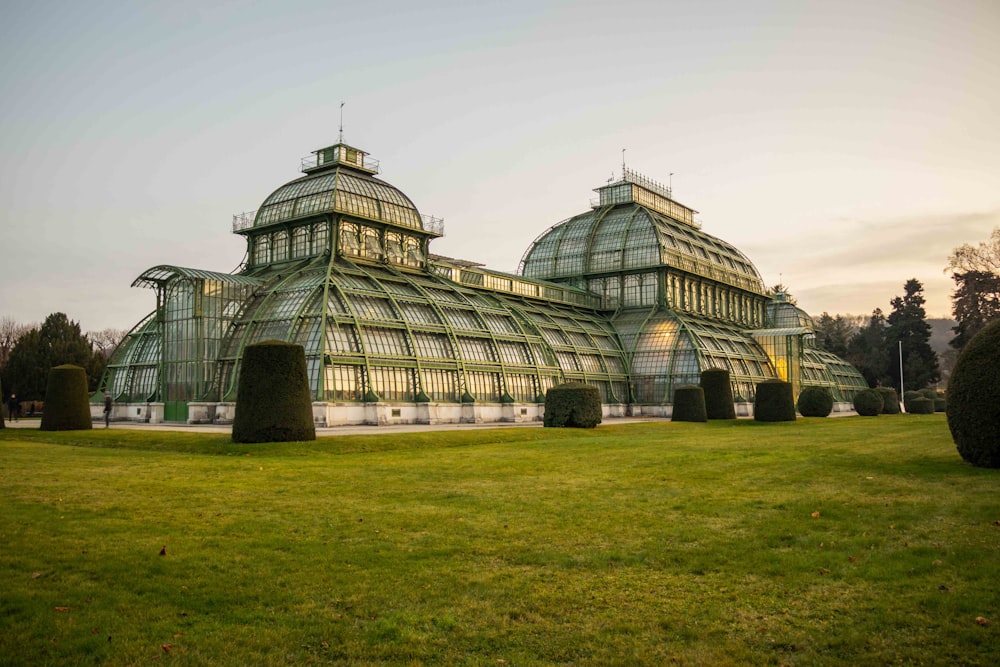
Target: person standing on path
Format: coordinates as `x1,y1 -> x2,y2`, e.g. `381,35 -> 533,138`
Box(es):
6,394 -> 19,422
103,392 -> 112,428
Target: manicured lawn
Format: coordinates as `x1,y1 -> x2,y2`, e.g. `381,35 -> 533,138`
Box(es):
1,415 -> 997,665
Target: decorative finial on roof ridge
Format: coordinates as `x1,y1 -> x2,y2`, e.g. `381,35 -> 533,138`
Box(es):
339,101 -> 345,144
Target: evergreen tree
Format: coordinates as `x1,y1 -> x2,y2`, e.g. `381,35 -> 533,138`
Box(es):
2,313 -> 106,401
885,279 -> 940,392
846,309 -> 890,387
814,312 -> 856,358
950,270 -> 1000,350
947,228 -> 1000,350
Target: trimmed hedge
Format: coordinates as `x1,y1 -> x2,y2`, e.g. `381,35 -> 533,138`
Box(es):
919,388 -> 938,400
934,397 -> 947,413
700,368 -> 735,420
903,390 -> 922,405
543,382 -> 602,428
40,364 -> 93,431
232,341 -> 316,443
947,319 -> 1000,467
907,397 -> 935,414
754,380 -> 796,422
797,386 -> 833,417
876,387 -> 900,414
672,385 -> 707,422
853,388 -> 883,416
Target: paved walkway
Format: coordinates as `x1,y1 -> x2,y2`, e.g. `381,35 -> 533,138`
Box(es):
2,410 -> 861,436
2,417 -> 666,436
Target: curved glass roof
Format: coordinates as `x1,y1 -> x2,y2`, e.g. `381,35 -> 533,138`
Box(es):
133,265 -> 265,290
765,294 -> 817,330
254,168 -> 423,230
520,204 -> 765,293
209,257 -> 629,404
614,308 -> 775,404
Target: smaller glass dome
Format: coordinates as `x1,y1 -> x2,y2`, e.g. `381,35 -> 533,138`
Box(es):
765,293 -> 816,330
252,143 -> 424,231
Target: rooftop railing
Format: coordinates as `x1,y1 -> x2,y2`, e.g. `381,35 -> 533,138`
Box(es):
422,214 -> 445,237
232,210 -> 257,232
300,153 -> 380,174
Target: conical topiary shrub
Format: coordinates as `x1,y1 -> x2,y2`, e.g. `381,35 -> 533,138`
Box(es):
853,388 -> 883,416
232,340 -> 316,443
877,387 -> 900,414
543,382 -> 601,428
754,380 -> 796,422
40,364 -> 92,431
948,319 -> 1000,468
672,385 -> 707,422
797,386 -> 833,417
700,368 -> 735,420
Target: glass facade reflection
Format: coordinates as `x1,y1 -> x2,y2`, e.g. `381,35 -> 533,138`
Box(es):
102,139 -> 866,424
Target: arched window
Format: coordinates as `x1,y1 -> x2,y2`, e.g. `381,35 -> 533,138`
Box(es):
253,235 -> 270,265
273,231 -> 288,261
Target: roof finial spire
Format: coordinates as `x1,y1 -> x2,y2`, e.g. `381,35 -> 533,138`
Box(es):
339,101 -> 345,143
621,148 -> 626,179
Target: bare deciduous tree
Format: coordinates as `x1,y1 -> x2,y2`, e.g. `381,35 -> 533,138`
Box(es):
0,316 -> 34,369
88,328 -> 128,359
947,227 -> 1000,275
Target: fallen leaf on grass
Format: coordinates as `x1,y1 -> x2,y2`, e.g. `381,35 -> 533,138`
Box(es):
31,572 -> 42,579
818,568 -> 831,575
848,556 -> 857,563
159,545 -> 167,556
811,511 -> 820,519
161,643 -> 173,653
54,607 -> 70,612
976,616 -> 990,626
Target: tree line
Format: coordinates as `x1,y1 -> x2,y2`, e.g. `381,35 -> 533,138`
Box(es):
813,227 -> 1000,391
1,313 -> 126,404
3,230 -> 998,404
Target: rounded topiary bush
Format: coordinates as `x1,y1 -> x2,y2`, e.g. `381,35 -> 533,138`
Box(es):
232,340 -> 316,443
754,380 -> 796,422
919,388 -> 938,400
877,387 -> 900,414
903,390 -> 922,405
700,368 -> 735,420
797,386 -> 833,417
543,382 -> 602,428
907,397 -> 935,414
672,385 -> 707,422
40,364 -> 92,431
934,396 -> 947,413
948,319 -> 1000,467
853,388 -> 883,416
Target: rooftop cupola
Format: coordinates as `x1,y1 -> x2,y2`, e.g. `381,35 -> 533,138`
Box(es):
300,142 -> 380,175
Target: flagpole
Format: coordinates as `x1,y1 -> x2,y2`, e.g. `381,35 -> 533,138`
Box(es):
899,340 -> 905,413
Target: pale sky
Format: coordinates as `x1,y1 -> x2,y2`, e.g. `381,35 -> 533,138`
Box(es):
2,0 -> 998,333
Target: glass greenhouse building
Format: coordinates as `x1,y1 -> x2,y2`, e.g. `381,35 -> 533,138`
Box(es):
100,140 -> 867,425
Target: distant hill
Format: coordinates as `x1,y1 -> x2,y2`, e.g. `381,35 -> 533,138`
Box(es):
927,318 -> 957,355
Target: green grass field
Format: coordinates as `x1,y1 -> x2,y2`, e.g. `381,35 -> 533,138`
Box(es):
1,415 -> 997,665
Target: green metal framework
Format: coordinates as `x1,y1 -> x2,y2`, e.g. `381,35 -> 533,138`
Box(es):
101,139 -> 866,418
